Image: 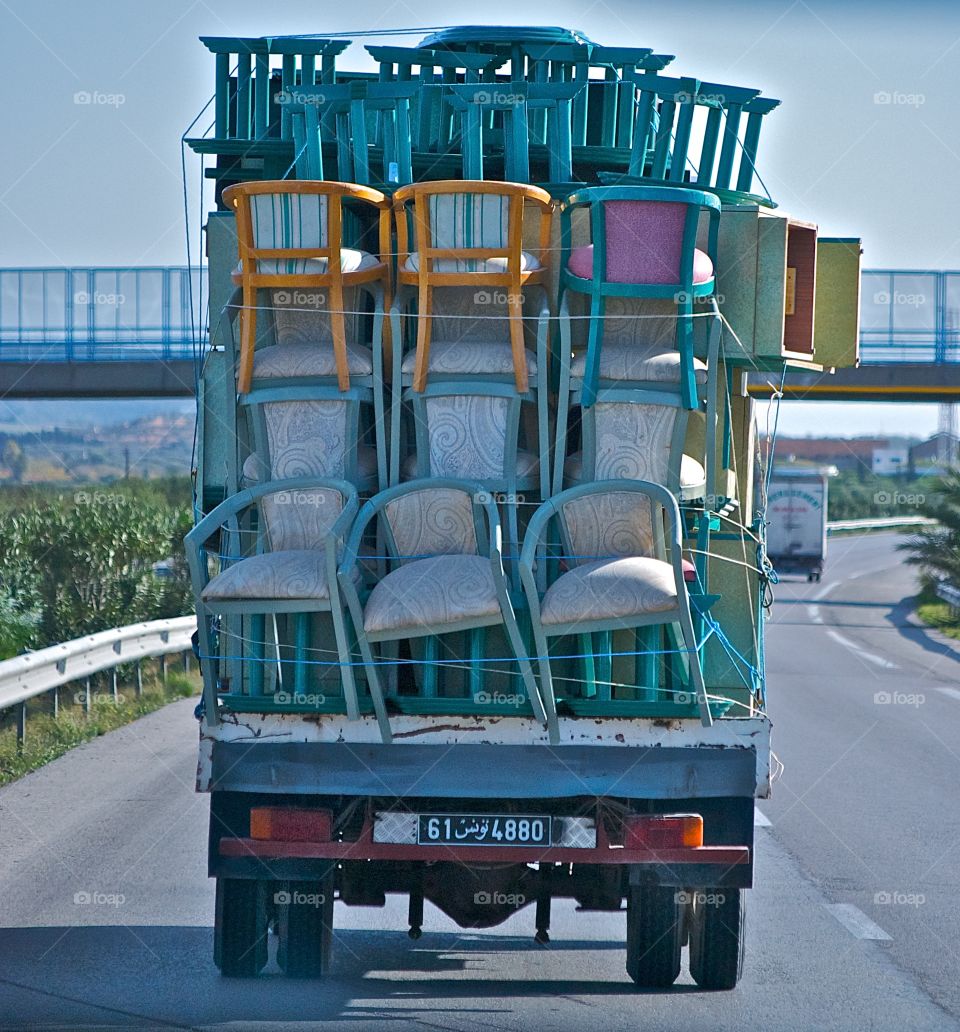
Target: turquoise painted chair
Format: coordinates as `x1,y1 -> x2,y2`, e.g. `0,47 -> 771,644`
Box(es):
518,480 -> 712,726
281,81 -> 421,188
556,184 -> 721,412
337,479 -> 551,742
186,477 -> 360,726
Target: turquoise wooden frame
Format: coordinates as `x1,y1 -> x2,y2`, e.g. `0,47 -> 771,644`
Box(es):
186,476 -> 360,727
558,184 -> 721,409
518,479 -> 713,727
337,478 -> 550,743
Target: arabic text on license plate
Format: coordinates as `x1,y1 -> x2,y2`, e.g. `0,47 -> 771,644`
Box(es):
417,814 -> 552,846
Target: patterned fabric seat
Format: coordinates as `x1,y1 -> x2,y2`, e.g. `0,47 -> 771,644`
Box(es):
233,250 -> 382,279
539,556 -> 677,626
564,452 -> 706,495
242,445 -> 379,485
202,550 -> 335,602
569,344 -> 707,384
400,340 -> 537,376
567,243 -> 713,284
363,554 -> 500,634
253,341 -> 374,379
403,251 -> 542,274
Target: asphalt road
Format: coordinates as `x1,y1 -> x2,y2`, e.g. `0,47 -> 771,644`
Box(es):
0,531 -> 958,1030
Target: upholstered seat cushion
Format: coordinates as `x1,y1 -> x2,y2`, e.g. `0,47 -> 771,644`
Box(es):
234,250 -> 382,278
400,448 -> 539,482
403,251 -> 542,274
570,344 -> 708,385
363,554 -> 500,635
539,557 -> 678,626
241,445 -> 378,485
564,452 -> 706,493
202,549 -> 334,602
400,340 -> 537,376
253,341 -> 374,379
566,244 -> 713,285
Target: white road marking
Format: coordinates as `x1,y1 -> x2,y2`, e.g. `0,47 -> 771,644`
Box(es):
824,903 -> 892,941
807,604 -> 823,624
754,807 -> 772,827
826,629 -> 898,669
936,687 -> 960,702
813,581 -> 839,601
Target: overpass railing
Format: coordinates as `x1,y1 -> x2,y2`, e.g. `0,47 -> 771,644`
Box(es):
860,270 -> 960,364
0,267 -> 203,361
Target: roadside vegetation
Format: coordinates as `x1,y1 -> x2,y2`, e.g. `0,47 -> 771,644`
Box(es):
0,476 -> 198,785
897,472 -> 960,636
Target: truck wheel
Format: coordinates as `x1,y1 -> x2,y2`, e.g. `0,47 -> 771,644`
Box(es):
689,888 -> 745,990
625,884 -> 682,987
277,877 -> 335,978
214,878 -> 269,977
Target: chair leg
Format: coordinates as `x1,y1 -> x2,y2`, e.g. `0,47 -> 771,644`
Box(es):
293,613 -> 310,699
597,630 -> 613,702
677,608 -> 712,726
678,301 -> 697,410
331,602 -> 361,721
579,294 -> 605,409
389,304 -> 405,485
329,282 -> 351,392
468,627 -> 486,702
249,614 -> 265,696
412,281 -> 432,392
237,284 -> 257,394
525,621 -> 557,741
421,635 -> 439,698
508,291 -> 529,393
196,605 -> 220,724
356,635 -> 393,743
578,633 -> 597,698
371,302 -> 388,492
553,304 -> 573,496
635,626 -> 658,701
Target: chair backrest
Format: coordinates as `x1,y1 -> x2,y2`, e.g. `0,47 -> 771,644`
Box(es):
258,482 -> 347,552
395,180 -> 550,275
382,485 -> 480,562
558,489 -> 661,566
413,390 -> 521,480
563,185 -> 718,290
224,180 -> 387,279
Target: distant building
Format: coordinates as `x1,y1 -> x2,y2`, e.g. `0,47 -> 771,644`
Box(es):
910,431 -> 960,467
871,447 -> 909,475
773,437 -> 893,472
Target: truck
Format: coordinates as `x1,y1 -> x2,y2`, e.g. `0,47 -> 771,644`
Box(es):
766,470 -> 829,582
184,24 -> 862,990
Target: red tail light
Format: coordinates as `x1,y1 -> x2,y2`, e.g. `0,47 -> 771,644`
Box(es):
249,807 -> 333,842
624,813 -> 704,850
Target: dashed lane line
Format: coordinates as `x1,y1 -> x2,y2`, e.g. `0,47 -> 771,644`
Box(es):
824,903 -> 892,941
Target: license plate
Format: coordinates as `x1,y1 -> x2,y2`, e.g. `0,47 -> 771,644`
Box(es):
417,813 -> 552,847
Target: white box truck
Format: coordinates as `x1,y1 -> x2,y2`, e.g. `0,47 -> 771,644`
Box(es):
767,470 -> 829,582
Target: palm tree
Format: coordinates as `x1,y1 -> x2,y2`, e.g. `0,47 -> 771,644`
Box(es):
898,472 -> 960,586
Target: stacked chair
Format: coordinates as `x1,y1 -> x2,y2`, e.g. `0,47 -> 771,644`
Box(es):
190,36 -> 757,735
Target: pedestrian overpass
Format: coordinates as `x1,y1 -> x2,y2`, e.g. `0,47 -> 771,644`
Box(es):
0,265 -> 957,400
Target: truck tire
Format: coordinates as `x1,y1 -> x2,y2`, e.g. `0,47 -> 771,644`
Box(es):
277,877 -> 335,978
214,877 -> 269,978
689,888 -> 745,990
625,884 -> 683,987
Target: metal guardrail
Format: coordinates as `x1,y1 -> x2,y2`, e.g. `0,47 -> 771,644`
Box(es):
0,616 -> 197,744
826,517 -> 936,533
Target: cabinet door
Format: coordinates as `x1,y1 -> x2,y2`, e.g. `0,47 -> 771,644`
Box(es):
813,238 -> 862,369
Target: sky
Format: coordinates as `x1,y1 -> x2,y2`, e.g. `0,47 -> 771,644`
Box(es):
1,0 -> 958,435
